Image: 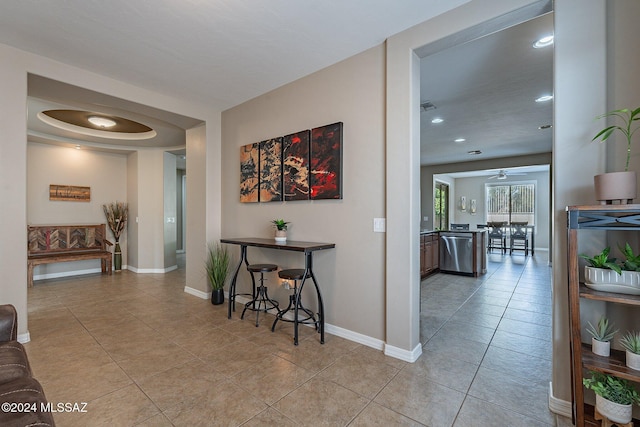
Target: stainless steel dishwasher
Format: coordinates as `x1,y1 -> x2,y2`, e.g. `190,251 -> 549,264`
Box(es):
439,232 -> 474,274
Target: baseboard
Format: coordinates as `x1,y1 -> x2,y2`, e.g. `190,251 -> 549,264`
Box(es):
17,332 -> 30,344
548,382 -> 572,418
384,342 -> 423,362
324,324 -> 385,351
127,265 -> 176,273
33,267 -> 103,282
184,286 -> 209,300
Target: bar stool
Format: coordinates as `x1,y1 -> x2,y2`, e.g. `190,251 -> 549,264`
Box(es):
271,269 -> 319,340
241,264 -> 279,327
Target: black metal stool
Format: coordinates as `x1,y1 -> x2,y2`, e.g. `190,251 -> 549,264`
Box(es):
241,264 -> 279,327
271,269 -> 319,341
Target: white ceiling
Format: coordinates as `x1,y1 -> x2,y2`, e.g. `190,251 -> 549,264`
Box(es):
0,0 -> 468,110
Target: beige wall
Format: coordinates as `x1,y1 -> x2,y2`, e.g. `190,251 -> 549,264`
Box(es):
163,152 -> 177,270
127,152 -> 139,269
27,142 -> 128,277
222,45 -> 387,344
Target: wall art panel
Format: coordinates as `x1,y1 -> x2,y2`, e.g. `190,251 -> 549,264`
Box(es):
283,130 -> 310,201
310,122 -> 343,200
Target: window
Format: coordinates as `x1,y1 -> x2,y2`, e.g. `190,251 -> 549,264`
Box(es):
486,182 -> 535,225
434,182 -> 449,230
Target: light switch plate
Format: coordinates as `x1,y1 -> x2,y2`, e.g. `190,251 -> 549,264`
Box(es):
373,218 -> 386,232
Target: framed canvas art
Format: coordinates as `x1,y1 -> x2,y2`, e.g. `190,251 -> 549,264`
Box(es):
310,122 -> 343,200
259,137 -> 283,202
282,130 -> 310,201
239,143 -> 259,202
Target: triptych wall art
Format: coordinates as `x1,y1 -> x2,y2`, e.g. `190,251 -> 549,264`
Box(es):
239,122 -> 343,202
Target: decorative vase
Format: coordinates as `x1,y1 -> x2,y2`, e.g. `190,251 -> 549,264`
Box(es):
626,350 -> 640,371
595,394 -> 633,424
211,289 -> 224,305
591,338 -> 611,357
275,229 -> 287,243
114,239 -> 122,271
594,171 -> 637,205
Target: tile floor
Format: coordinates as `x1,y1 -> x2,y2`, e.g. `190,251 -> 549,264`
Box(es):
24,252 -> 573,426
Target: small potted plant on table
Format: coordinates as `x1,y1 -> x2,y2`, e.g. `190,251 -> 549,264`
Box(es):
586,316 -> 617,357
272,219 -> 289,243
205,243 -> 230,305
583,371 -> 640,425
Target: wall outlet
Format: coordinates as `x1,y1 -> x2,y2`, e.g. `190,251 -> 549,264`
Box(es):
282,280 -> 290,290
373,218 -> 386,232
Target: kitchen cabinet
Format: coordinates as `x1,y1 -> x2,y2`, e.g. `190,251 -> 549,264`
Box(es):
567,204 -> 640,426
420,231 -> 439,278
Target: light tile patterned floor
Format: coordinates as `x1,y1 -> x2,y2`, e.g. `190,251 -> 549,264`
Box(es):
24,252 -> 572,426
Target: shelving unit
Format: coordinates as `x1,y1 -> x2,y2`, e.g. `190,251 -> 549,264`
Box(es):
567,205 -> 640,426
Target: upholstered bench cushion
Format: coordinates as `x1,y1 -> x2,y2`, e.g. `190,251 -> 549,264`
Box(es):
0,376 -> 55,426
0,342 -> 31,384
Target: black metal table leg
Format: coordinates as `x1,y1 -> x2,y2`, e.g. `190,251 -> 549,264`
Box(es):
227,245 -> 249,319
294,252 -> 324,345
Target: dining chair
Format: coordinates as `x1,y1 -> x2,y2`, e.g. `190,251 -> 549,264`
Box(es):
487,221 -> 507,254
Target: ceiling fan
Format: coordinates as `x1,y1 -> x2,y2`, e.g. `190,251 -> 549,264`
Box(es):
487,169 -> 527,180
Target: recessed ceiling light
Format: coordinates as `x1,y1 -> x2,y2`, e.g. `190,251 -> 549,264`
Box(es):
535,95 -> 554,102
431,118 -> 444,124
533,35 -> 554,48
539,124 -> 552,130
75,145 -> 81,150
468,150 -> 482,155
454,138 -> 466,143
88,116 -> 117,128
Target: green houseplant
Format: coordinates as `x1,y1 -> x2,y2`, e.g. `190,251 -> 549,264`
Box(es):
620,331 -> 640,371
582,244 -> 640,296
583,371 -> 640,424
592,107 -> 640,203
102,201 -> 128,271
586,316 -> 617,357
580,247 -> 621,275
272,219 -> 289,243
619,243 -> 640,272
205,243 -> 230,305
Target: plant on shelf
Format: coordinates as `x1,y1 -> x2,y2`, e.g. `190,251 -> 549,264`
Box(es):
102,201 -> 128,271
583,371 -> 640,424
205,243 -> 230,305
620,331 -> 640,371
272,219 -> 289,243
619,243 -> 640,272
593,107 -> 640,172
592,107 -> 640,203
580,247 -> 622,275
586,316 -> 617,357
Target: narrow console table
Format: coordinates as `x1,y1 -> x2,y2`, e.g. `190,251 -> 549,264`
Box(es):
220,237 -> 335,345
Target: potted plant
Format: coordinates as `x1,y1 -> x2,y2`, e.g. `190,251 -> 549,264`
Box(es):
102,201 -> 128,271
592,107 -> 640,204
586,316 -> 618,357
620,331 -> 640,371
205,243 -> 230,305
583,371 -> 640,424
272,219 -> 289,243
582,245 -> 640,295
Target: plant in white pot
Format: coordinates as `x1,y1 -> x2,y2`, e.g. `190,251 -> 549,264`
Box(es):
620,331 -> 640,371
586,316 -> 618,357
582,245 -> 640,295
272,219 -> 289,243
583,372 -> 640,424
592,107 -> 640,204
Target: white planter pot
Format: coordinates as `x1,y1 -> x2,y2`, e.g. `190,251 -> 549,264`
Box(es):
594,171 -> 637,204
596,394 -> 633,424
275,230 -> 287,243
626,350 -> 640,371
592,338 -> 611,357
584,266 -> 640,295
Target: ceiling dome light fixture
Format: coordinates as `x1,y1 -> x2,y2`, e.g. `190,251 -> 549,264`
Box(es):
88,116 -> 117,128
431,118 -> 444,124
539,124 -> 552,130
535,95 -> 554,102
454,138 -> 466,143
467,150 -> 482,155
533,35 -> 554,48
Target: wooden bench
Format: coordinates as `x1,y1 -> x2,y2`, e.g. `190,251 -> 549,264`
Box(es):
27,224 -> 113,287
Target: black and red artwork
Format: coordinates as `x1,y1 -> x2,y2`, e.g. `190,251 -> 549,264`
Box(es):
283,130 -> 310,201
310,122 -> 343,200
259,137 -> 283,202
